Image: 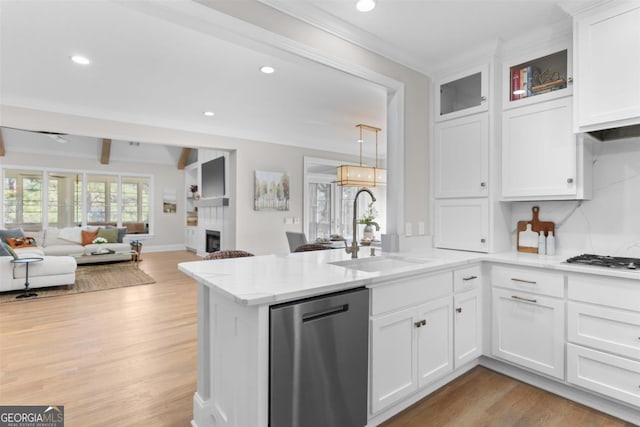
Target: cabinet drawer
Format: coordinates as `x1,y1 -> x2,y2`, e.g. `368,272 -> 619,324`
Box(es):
454,265 -> 482,293
492,287 -> 565,379
371,272 -> 452,316
568,302 -> 640,361
492,265 -> 564,298
567,343 -> 640,407
568,274 -> 640,312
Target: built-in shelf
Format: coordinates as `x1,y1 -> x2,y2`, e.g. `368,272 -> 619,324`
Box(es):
194,197 -> 229,208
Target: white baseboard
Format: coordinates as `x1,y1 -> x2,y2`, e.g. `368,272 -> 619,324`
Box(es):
142,244 -> 189,253
192,392 -> 213,427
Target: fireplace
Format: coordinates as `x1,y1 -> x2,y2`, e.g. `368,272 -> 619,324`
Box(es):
206,230 -> 221,253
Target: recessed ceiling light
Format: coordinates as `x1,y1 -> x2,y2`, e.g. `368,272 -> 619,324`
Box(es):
203,111 -> 215,117
70,55 -> 91,65
260,66 -> 275,74
356,0 -> 375,12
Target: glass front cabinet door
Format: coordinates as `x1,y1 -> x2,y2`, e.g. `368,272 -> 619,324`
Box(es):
503,46 -> 572,110
435,64 -> 489,122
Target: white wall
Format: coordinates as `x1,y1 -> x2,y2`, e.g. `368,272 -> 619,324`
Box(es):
510,137 -> 640,256
233,140 -> 361,255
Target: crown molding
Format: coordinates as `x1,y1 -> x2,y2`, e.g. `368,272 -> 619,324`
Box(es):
558,0 -> 613,16
258,0 -> 433,76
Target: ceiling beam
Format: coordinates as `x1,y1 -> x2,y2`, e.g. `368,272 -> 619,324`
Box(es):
178,147 -> 191,170
100,138 -> 111,165
0,129 -> 5,157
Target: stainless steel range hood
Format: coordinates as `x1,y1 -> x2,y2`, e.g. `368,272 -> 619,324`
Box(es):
588,123 -> 640,141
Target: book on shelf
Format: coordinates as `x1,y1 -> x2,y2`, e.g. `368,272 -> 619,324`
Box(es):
511,68 -> 521,100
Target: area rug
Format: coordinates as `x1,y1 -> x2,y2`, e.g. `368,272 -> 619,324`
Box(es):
0,263 -> 155,303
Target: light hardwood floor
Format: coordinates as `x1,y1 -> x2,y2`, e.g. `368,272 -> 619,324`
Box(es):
0,251 -> 633,427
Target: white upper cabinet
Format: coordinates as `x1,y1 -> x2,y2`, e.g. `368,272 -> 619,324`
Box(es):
502,97 -> 592,200
435,64 -> 489,121
574,2 -> 640,132
434,198 -> 488,252
434,113 -> 489,198
503,45 -> 572,110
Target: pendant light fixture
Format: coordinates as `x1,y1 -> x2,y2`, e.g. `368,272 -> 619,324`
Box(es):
336,124 -> 386,187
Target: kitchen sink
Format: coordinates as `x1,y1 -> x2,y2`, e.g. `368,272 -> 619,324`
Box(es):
330,255 -> 434,273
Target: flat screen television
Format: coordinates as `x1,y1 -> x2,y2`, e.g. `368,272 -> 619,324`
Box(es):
201,156 -> 225,198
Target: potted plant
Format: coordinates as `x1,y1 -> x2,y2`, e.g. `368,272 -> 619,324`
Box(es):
358,202 -> 378,243
92,236 -> 109,254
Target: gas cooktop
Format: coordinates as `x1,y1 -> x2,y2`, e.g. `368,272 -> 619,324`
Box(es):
565,254 -> 640,270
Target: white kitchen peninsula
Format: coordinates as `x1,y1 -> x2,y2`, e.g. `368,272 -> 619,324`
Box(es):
179,249 -> 640,427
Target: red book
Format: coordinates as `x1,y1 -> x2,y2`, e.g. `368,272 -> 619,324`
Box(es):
511,68 -> 521,101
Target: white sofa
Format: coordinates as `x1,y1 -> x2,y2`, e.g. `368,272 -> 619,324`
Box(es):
1,226 -> 134,293
40,227 -> 132,264
1,245 -> 77,292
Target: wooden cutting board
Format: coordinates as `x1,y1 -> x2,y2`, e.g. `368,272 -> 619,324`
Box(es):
517,206 -> 555,253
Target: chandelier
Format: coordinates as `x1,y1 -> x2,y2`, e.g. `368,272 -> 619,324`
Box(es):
336,124 -> 386,187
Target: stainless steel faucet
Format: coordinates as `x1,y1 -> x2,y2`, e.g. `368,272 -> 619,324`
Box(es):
346,188 -> 376,259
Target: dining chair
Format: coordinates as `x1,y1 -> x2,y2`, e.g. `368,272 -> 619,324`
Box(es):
294,243 -> 331,252
285,232 -> 307,253
203,250 -> 255,260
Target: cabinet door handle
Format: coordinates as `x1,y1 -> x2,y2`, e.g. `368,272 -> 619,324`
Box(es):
567,178 -> 574,184
480,95 -> 487,101
511,295 -> 538,304
480,238 -> 486,243
480,182 -> 486,187
414,320 -> 427,328
462,275 -> 478,281
456,307 -> 462,313
510,277 -> 537,284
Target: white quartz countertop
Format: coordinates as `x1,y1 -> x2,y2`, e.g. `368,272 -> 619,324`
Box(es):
178,248 -> 640,306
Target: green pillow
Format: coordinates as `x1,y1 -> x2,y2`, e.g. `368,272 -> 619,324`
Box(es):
0,241 -> 18,259
97,228 -> 119,243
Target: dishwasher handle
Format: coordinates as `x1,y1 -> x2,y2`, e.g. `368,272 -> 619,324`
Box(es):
302,304 -> 349,323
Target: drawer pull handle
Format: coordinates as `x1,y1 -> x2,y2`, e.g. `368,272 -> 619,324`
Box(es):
462,276 -> 478,281
511,295 -> 538,304
414,320 -> 426,328
456,307 -> 462,313
511,278 -> 537,285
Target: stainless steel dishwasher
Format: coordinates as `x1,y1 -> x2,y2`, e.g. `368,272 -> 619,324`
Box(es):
270,287 -> 369,427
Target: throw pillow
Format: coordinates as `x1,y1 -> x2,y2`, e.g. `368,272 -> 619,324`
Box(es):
97,228 -> 118,244
106,226 -> 128,243
58,227 -> 82,244
6,236 -> 37,248
0,241 -> 18,259
0,227 -> 25,244
81,229 -> 99,246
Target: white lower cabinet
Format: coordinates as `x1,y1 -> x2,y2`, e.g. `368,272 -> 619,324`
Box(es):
417,297 -> 454,387
370,296 -> 453,414
567,344 -> 640,407
370,307 -> 418,413
492,287 -> 565,379
568,301 -> 640,360
185,226 -> 197,250
566,273 -> 640,409
454,288 -> 482,368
